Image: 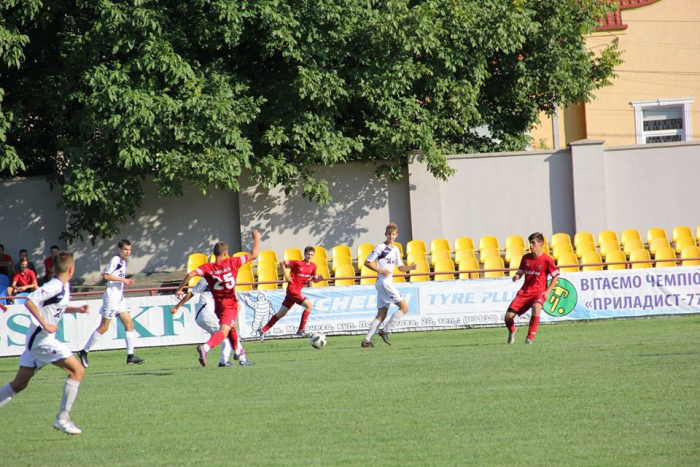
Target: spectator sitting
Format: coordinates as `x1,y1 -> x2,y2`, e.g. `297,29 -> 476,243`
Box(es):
42,245 -> 60,284
0,244 -> 13,277
6,257 -> 38,302
13,249 -> 37,275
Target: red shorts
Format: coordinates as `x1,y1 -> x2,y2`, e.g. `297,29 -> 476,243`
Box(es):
215,299 -> 239,327
508,290 -> 545,316
282,292 -> 306,310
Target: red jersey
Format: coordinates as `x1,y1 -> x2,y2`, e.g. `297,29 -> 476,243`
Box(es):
13,269 -> 37,287
195,256 -> 248,303
517,253 -> 559,294
283,260 -> 318,295
43,257 -> 54,280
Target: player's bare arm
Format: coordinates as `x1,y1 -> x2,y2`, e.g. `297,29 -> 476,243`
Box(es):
66,304 -> 90,314
250,229 -> 261,261
543,276 -> 559,299
512,272 -> 522,282
25,299 -> 57,333
398,263 -> 416,273
175,272 -> 198,298
171,291 -> 194,314
365,260 -> 390,276
104,273 -> 134,286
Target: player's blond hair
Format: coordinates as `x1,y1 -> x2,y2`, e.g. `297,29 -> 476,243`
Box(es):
213,242 -> 229,257
385,223 -> 398,234
54,251 -> 74,273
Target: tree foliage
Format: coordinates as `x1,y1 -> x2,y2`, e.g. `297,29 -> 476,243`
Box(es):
0,0 -> 620,242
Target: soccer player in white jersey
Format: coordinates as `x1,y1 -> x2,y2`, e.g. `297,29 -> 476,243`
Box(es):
361,223 -> 416,348
171,278 -> 253,366
78,239 -> 145,366
0,251 -> 90,435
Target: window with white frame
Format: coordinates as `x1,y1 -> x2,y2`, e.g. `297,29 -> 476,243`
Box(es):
631,98 -> 693,144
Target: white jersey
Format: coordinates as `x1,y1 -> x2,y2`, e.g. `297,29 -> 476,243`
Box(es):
366,243 -> 404,285
25,278 -> 71,349
103,254 -> 127,302
192,278 -> 214,308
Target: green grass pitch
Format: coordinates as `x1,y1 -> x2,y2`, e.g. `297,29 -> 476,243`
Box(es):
1,316 -> 698,466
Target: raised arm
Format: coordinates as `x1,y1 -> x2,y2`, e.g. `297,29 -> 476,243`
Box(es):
249,230 -> 261,261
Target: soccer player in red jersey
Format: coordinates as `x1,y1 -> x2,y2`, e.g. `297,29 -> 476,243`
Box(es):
176,230 -> 260,366
258,246 -> 325,339
505,232 -> 559,344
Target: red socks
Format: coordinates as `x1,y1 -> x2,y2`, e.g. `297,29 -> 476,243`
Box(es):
262,315 -> 279,333
228,329 -> 239,351
206,331 -> 225,349
505,317 -> 516,334
527,315 -> 540,339
298,310 -> 310,333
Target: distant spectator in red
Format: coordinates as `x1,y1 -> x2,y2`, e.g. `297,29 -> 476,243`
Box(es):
42,245 -> 60,284
0,244 -> 13,277
14,249 -> 37,275
6,258 -> 38,301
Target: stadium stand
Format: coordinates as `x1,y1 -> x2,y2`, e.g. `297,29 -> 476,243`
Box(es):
454,237 -> 475,252
455,248 -> 476,265
257,268 -> 279,290
505,246 -> 525,265
237,268 -> 255,291
581,251 -> 603,271
479,247 -> 500,264
629,249 -> 652,269
186,253 -> 207,287
623,238 -> 645,258
333,264 -> 356,286
312,264 -> 330,287
654,247 -> 677,267
406,240 -> 427,256
258,249 -> 279,264
359,265 -> 377,285
646,228 -> 667,244
550,233 -> 572,248
392,265 -> 406,283
681,246 -> 700,266
410,261 -> 431,282
483,256 -> 505,278
505,235 -> 526,250
576,240 -> 597,259
597,230 -> 619,247
574,231 -> 595,247
478,235 -> 499,253
649,237 -> 671,256
620,228 -> 641,245
331,254 -> 353,272
508,255 -> 523,276
434,258 -> 456,281
604,250 -> 627,270
672,226 -> 693,244
552,243 -> 574,262
674,236 -> 695,255
557,252 -> 579,273
430,238 -> 451,254
458,257 -> 480,279
332,245 -> 352,259
283,248 -> 302,262
599,240 -> 621,259
407,250 -> 428,266
430,249 -> 451,267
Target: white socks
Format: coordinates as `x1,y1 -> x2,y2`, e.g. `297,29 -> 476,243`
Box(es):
57,379 -> 80,421
83,330 -> 103,352
0,383 -> 16,409
364,318 -> 383,342
384,310 -> 406,333
125,331 -> 136,355
221,339 -> 232,364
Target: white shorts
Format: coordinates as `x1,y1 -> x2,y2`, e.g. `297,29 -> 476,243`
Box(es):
19,335 -> 73,370
100,298 -> 130,319
194,302 -> 219,335
376,282 -> 404,309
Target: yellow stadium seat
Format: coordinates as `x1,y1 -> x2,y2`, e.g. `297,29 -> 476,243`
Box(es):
604,250 -> 627,270
430,249 -> 451,267
680,246 -> 700,267
574,232 -> 595,247
332,245 -> 352,259
551,243 -> 574,262
505,246 -> 525,265
406,240 -> 427,256
542,244 -> 550,256
654,247 -> 676,268
430,238 -> 450,255
505,235 -> 526,250
357,243 -> 375,261
646,228 -> 667,245
479,247 -> 500,264
454,237 -> 475,252
623,238 -> 645,258
599,240 -> 621,260
234,251 -> 250,258
410,261 -> 431,282
455,248 -> 476,264
672,226 -> 693,244
359,265 -> 377,285
507,255 -> 523,277
697,227 -> 700,242
394,242 -> 404,260
479,235 -> 500,253
331,254 -> 353,272
581,251 -> 603,272
283,248 -> 302,262
674,236 -> 695,255
334,264 -> 356,286
236,268 -> 255,291
597,231 -> 618,247
392,265 -> 406,283
620,229 -> 641,245
258,249 -> 279,264
629,249 -> 652,269
550,233 -> 572,248
557,252 -> 580,273
649,237 -> 670,256
312,264 -> 330,287
187,253 -> 208,272
407,251 -> 428,266
311,257 -> 327,269
458,257 -> 480,279
257,259 -> 277,274
576,241 -> 597,259
483,256 -> 505,278
209,254 -> 217,263
257,268 -> 280,290
434,258 -> 456,281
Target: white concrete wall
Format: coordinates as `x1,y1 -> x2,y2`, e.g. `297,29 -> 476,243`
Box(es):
238,162 -> 412,256
409,149 -> 576,247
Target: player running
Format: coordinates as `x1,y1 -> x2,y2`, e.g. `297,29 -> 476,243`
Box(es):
258,246 -> 325,340
504,232 -> 560,344
361,223 -> 416,348
176,231 -> 260,367
78,239 -> 145,366
171,277 -> 253,366
0,251 -> 90,435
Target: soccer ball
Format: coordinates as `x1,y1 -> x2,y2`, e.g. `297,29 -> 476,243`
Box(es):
309,332 -> 327,349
